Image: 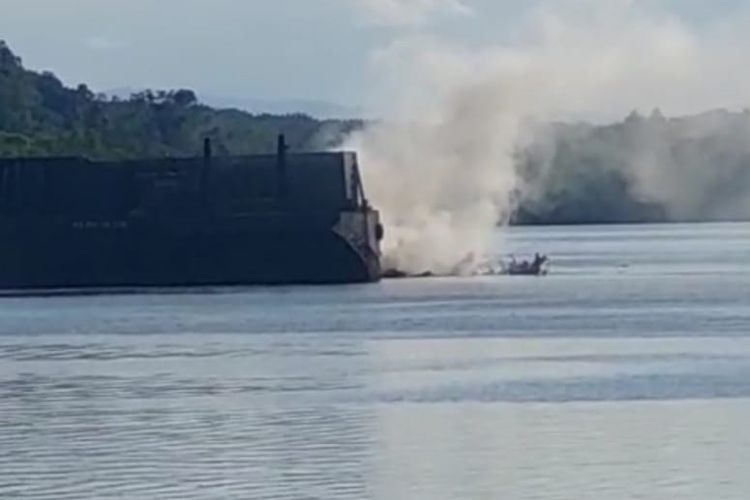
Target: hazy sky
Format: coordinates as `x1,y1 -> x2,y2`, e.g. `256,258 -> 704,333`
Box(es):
0,0 -> 745,107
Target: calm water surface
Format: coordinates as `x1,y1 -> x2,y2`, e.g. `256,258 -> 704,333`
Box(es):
1,223 -> 750,499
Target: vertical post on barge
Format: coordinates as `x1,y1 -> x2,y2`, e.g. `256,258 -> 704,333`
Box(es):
201,137 -> 212,199
276,134 -> 288,202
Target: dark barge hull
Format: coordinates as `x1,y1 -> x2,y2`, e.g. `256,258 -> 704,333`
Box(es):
0,212 -> 381,289
0,138 -> 382,289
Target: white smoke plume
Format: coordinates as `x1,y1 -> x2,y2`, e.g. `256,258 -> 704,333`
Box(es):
346,0 -> 750,274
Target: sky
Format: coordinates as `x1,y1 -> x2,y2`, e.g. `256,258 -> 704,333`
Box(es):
0,0 -> 746,111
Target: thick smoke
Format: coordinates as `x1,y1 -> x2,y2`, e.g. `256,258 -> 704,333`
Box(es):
616,111 -> 750,222
347,79 -> 522,275
346,0 -> 750,274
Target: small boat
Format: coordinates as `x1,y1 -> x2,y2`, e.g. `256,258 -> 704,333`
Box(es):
504,254 -> 549,276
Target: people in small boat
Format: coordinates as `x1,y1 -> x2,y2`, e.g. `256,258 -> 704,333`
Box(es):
506,253 -> 547,274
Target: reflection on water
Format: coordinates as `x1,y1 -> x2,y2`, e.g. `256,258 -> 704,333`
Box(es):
1,223 -> 750,499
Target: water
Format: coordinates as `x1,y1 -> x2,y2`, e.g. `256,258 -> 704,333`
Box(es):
1,222 -> 750,499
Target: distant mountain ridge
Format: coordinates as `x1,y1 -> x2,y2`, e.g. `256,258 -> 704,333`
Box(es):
200,95 -> 364,120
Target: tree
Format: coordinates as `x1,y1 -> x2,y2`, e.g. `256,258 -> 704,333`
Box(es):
172,89 -> 197,107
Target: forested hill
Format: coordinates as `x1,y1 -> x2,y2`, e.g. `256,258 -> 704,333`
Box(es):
514,109 -> 750,224
0,41 -> 359,159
